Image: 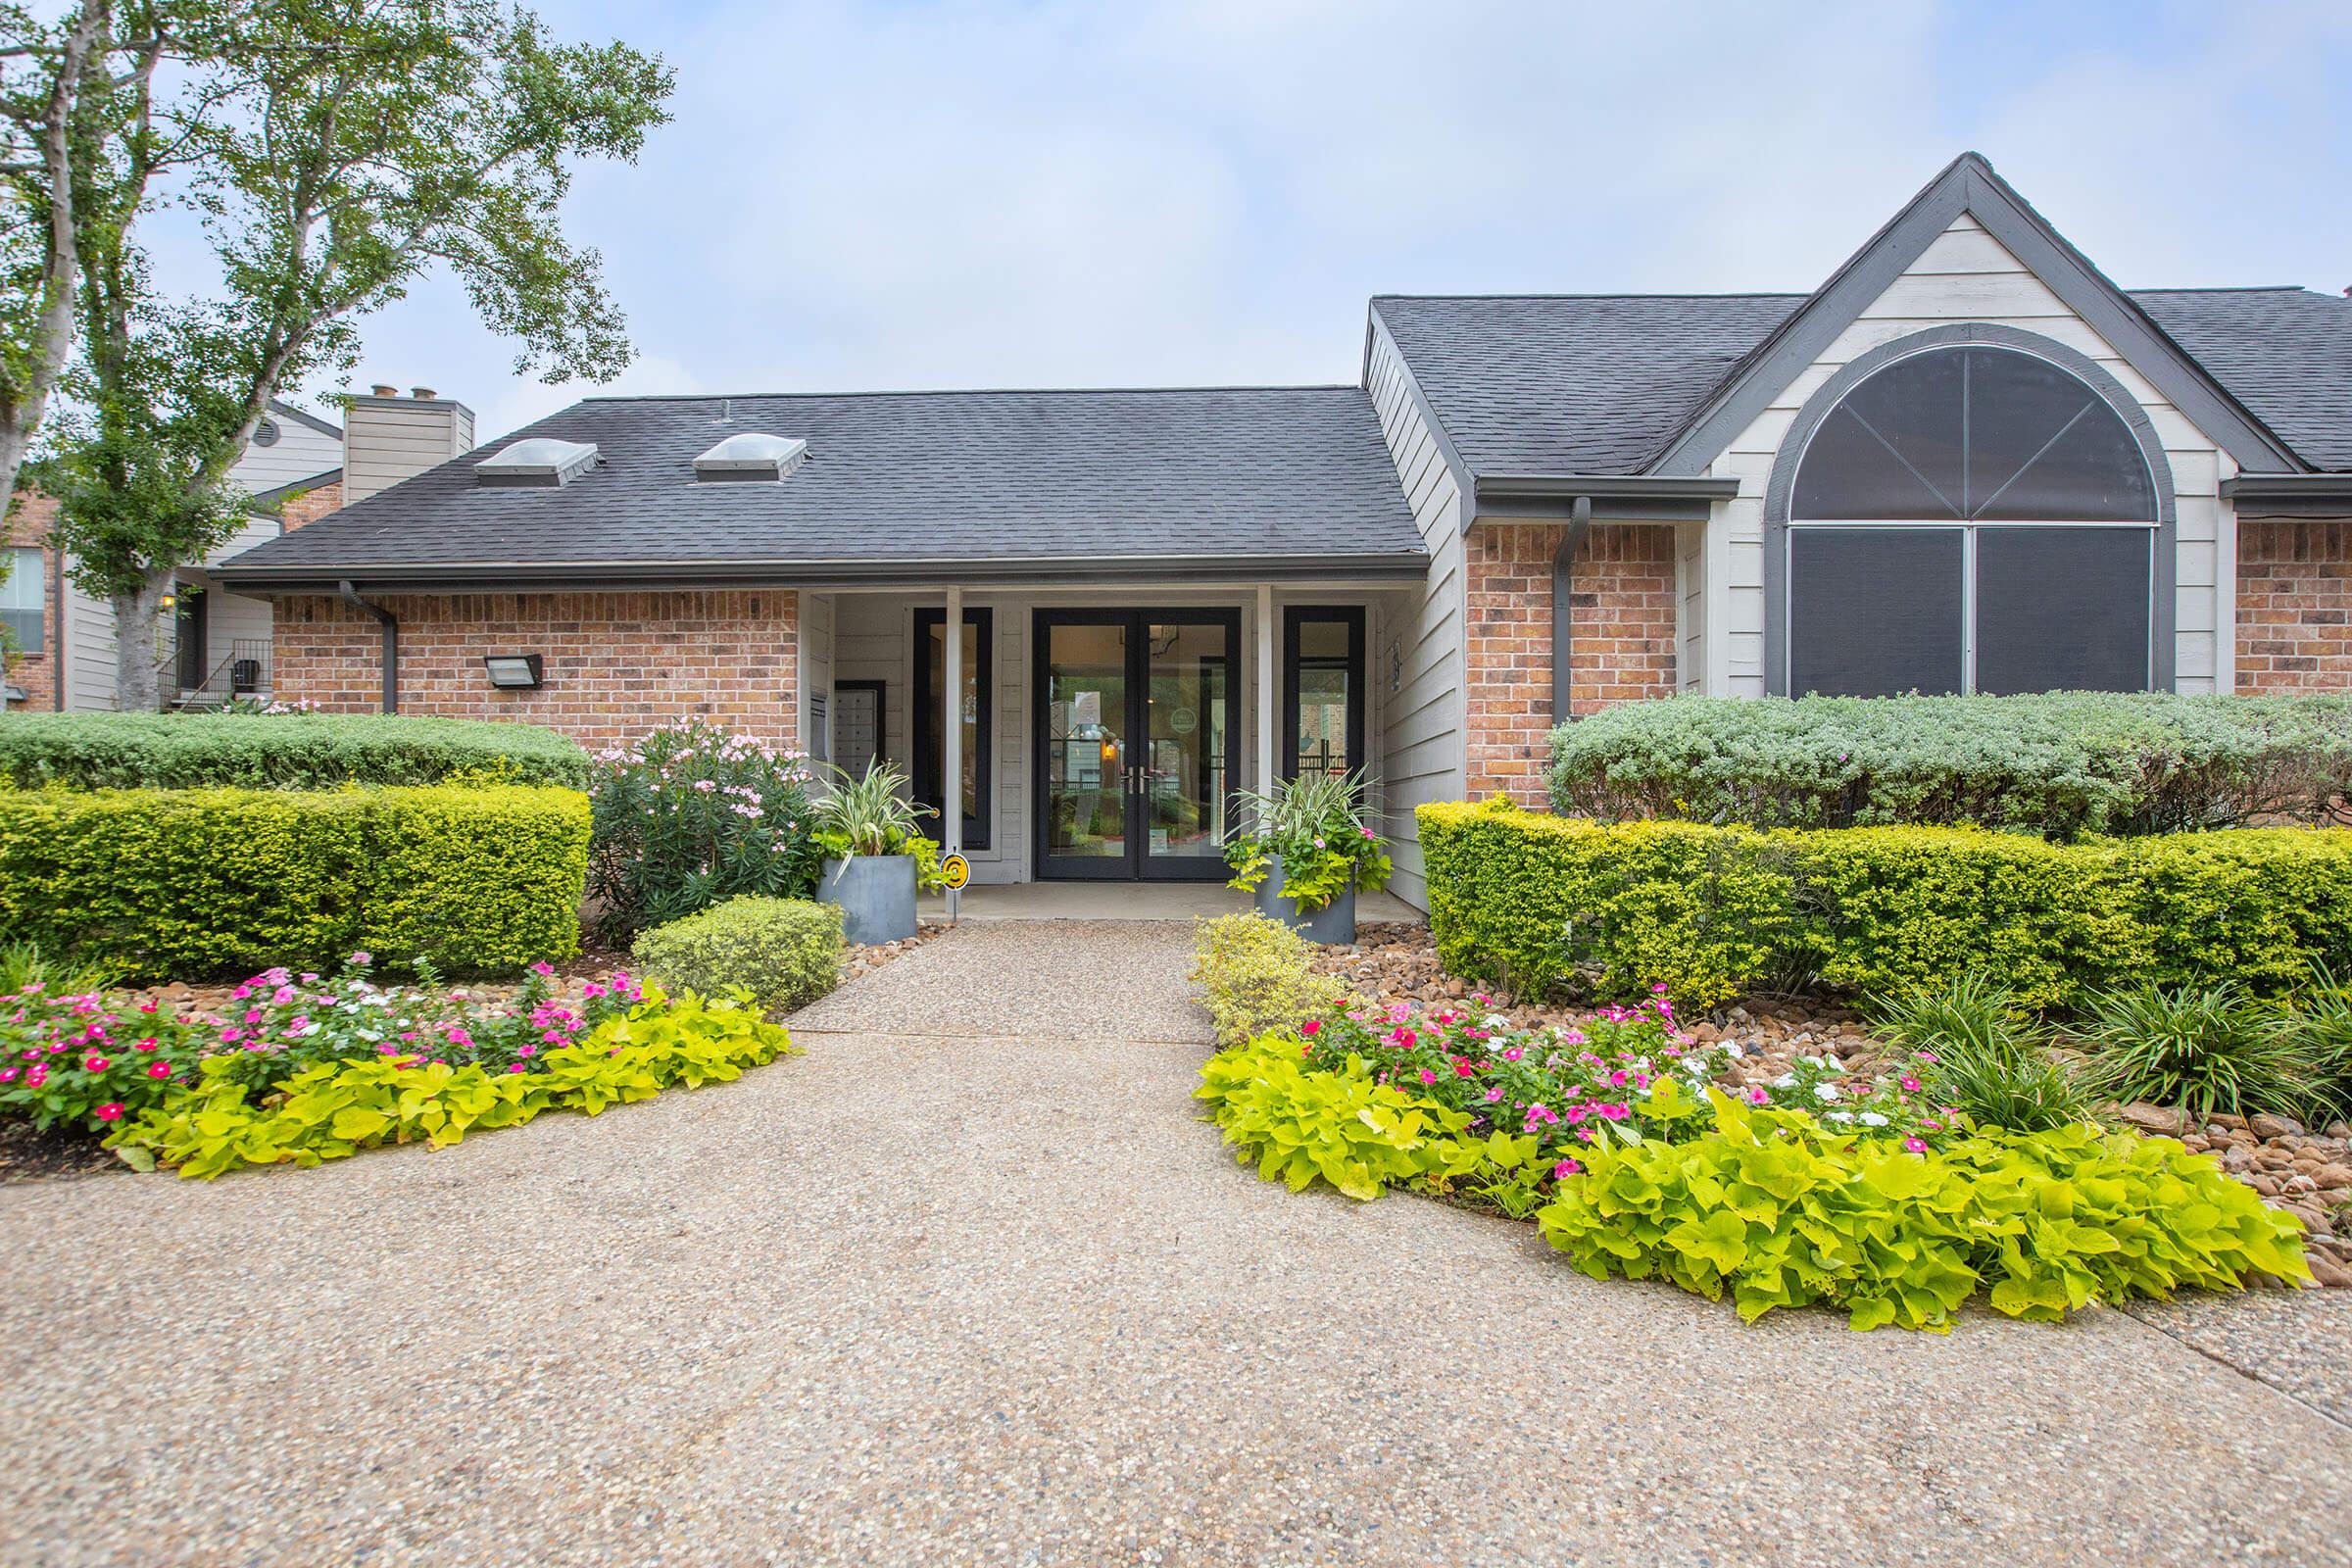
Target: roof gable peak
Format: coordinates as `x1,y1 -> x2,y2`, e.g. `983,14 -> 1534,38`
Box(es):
1647,152 -> 2305,475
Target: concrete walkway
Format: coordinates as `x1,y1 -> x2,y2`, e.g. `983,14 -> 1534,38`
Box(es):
1,922 -> 2347,1567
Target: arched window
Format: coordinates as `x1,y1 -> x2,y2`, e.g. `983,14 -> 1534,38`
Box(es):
1783,344 -> 2159,697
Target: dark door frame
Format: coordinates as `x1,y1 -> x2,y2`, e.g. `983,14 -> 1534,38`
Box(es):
1031,607 -> 1240,883
911,607 -> 992,851
1281,605 -> 1365,781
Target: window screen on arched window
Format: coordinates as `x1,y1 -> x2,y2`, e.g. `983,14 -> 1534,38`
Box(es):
1784,344 -> 2157,698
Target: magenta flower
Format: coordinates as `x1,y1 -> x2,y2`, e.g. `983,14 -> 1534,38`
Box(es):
1552,1158 -> 1583,1179
1903,1137 -> 1929,1153
94,1102 -> 124,1121
1299,1019 -> 1321,1037
144,1061 -> 172,1080
83,1054 -> 110,1073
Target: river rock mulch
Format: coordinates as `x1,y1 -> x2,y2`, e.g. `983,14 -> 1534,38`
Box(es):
1311,921 -> 2352,1289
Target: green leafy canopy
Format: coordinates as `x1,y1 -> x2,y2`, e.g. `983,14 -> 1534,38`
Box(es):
25,0 -> 674,706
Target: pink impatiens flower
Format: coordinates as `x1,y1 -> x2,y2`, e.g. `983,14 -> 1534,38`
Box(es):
1299,1019 -> 1320,1036
1903,1137 -> 1929,1153
94,1102 -> 124,1121
83,1054 -> 110,1073
1552,1158 -> 1583,1179
145,1061 -> 172,1080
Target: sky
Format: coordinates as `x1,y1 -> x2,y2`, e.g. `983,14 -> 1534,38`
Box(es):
254,0 -> 2352,444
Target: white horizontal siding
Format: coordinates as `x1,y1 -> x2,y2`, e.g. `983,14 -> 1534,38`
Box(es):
1364,324 -> 1466,911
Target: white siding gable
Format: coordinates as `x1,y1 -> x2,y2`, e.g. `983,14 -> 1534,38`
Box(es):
1698,215 -> 2235,696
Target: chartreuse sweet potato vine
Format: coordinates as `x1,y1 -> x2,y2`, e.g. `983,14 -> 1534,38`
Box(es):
107,984 -> 796,1179
1196,1039 -> 2308,1330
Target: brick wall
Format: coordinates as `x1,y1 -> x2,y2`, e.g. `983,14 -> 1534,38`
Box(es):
2237,521 -> 2352,694
278,479 -> 343,531
3,494 -> 60,710
272,589 -> 799,749
1465,521 -> 1678,804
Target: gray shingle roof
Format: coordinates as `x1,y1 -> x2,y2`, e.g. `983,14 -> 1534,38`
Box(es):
1375,286 -> 2352,476
2133,288 -> 2352,471
219,386 -> 1426,583
1374,293 -> 1800,473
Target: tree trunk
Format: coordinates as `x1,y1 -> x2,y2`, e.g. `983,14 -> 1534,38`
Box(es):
0,0 -> 111,516
109,569 -> 174,712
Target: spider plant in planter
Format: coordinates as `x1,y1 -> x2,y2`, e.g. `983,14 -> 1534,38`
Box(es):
810,760 -> 942,945
1223,768 -> 1391,942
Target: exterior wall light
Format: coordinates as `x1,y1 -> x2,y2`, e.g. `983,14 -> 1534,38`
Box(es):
482,654 -> 544,689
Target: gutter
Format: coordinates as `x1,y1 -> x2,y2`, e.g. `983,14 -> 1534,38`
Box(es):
1551,495 -> 1592,723
337,579 -> 397,713
216,551 -> 1435,595
1472,472 -> 1739,527
2218,472 -> 2352,519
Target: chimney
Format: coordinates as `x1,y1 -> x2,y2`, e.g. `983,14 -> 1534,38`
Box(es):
342,384 -> 476,505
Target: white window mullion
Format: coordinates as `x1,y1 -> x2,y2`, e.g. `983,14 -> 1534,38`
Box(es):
1961,525 -> 1978,695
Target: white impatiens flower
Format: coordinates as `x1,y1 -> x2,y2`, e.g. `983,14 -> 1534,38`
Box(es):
1827,1110 -> 1855,1123
1724,1042 -> 1745,1059
1858,1111 -> 1888,1127
1813,1082 -> 1841,1102
1482,1014 -> 1510,1031
1773,1072 -> 1798,1089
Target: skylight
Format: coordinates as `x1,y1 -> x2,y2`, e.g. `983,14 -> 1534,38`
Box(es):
474,438 -> 601,488
693,432 -> 808,483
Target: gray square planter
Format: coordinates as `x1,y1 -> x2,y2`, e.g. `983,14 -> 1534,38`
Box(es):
1253,854 -> 1356,945
817,855 -> 918,945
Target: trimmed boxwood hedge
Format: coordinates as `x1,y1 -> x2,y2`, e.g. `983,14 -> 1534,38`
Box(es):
0,711 -> 589,791
1419,798 -> 2352,1011
0,784 -> 590,979
1546,691 -> 2352,838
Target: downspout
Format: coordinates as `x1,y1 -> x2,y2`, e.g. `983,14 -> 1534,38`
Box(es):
337,579 -> 398,713
50,540 -> 65,709
1549,494 -> 1592,722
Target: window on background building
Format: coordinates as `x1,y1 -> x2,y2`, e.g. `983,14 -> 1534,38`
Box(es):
913,607 -> 993,850
1,547 -> 42,654
1787,344 -> 2157,697
1283,608 -> 1364,780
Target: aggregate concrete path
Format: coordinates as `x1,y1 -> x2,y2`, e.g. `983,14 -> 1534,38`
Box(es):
3,921 -> 2349,1567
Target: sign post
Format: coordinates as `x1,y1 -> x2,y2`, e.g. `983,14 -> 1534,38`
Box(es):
939,852 -> 970,924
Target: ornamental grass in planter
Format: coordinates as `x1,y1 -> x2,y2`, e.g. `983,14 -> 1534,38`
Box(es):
1223,769 -> 1392,943
811,760 -> 943,946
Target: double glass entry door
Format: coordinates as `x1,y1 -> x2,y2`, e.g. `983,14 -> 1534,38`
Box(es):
1035,610 -> 1238,880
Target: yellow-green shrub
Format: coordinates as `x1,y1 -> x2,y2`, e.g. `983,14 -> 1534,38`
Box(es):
1189,912 -> 1333,1046
107,985 -> 795,1178
1418,798 -> 2352,1010
0,783 -> 589,979
631,896 -> 844,1016
1417,801 -> 1796,1007
1535,1089 -> 2309,1330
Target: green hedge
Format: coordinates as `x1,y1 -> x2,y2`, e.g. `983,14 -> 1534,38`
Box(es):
631,896 -> 843,1016
0,784 -> 589,978
1419,799 -> 2352,1011
0,711 -> 589,790
1546,692 -> 2352,837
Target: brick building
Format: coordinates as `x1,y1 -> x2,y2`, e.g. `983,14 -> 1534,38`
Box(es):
199,153 -> 2352,909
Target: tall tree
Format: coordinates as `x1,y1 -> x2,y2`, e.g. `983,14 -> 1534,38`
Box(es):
45,0 -> 671,709
0,0 -> 124,520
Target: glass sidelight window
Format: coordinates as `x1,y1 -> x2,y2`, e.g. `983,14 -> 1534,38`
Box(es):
1283,607 -> 1364,779
912,608 -> 991,850
1785,345 -> 2157,696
